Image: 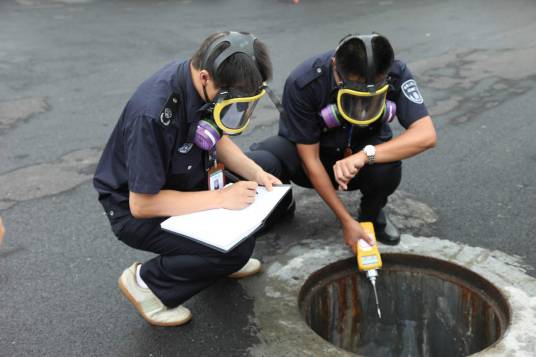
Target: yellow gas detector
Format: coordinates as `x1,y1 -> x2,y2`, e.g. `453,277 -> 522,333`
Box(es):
356,222 -> 382,318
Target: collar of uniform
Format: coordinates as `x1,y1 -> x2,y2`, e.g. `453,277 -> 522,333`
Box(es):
179,60 -> 205,125
311,50 -> 337,92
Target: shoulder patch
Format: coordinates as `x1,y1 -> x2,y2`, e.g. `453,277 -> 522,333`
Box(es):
159,94 -> 180,127
401,79 -> 424,104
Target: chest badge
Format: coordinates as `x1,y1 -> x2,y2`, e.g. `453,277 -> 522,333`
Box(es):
160,107 -> 173,126
178,143 -> 193,154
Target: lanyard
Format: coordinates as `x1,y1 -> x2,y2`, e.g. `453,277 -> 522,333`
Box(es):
346,125 -> 354,148
344,126 -> 354,158
206,147 -> 217,171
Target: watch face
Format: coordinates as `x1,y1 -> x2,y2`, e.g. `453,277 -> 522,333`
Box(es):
364,145 -> 375,155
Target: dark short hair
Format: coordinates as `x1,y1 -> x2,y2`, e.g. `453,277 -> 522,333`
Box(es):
191,31 -> 272,95
335,33 -> 394,81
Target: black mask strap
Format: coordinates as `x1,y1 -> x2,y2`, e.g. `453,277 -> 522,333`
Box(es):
265,86 -> 284,114
202,84 -> 210,103
335,33 -> 394,92
359,34 -> 378,90
201,31 -> 257,74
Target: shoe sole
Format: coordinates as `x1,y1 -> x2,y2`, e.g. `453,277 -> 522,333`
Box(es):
118,275 -> 192,327
228,264 -> 262,279
228,268 -> 261,279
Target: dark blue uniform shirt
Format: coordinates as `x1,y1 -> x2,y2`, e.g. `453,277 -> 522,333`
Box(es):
279,50 -> 429,154
94,60 -> 207,211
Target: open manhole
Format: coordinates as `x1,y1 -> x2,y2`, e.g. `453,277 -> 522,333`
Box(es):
298,253 -> 511,357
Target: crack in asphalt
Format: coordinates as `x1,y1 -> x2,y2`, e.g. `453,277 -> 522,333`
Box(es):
0,147 -> 102,211
412,47 -> 536,124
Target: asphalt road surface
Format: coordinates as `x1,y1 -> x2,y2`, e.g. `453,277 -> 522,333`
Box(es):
1,0 -> 535,355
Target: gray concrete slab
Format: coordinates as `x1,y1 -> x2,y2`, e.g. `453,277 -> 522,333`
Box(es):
1,0 -> 536,355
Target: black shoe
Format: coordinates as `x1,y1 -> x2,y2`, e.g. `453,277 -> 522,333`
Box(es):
359,209 -> 400,245
374,210 -> 400,245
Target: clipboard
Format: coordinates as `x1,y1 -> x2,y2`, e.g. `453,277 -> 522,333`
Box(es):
160,185 -> 291,252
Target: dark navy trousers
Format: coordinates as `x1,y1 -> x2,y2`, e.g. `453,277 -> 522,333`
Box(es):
105,212 -> 255,308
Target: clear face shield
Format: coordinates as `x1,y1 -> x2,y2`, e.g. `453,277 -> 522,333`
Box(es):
212,86 -> 266,134
336,83 -> 389,126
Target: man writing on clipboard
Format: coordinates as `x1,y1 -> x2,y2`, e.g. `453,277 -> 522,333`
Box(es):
94,32 -> 285,327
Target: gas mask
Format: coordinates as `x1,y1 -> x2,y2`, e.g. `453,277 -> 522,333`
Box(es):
193,32 -> 266,151
194,86 -> 266,150
320,99 -> 396,129
322,33 -> 394,128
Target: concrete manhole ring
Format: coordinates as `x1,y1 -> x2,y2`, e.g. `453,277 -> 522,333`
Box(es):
245,236 -> 536,357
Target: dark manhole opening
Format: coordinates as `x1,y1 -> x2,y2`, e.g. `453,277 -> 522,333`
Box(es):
299,253 -> 511,357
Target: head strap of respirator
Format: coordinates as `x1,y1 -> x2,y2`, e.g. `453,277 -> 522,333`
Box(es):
201,31 -> 257,76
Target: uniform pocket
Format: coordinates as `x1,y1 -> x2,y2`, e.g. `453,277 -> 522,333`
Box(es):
99,199 -> 131,237
171,148 -> 203,174
167,147 -> 206,191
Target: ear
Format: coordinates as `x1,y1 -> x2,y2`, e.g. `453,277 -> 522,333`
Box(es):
199,70 -> 211,85
331,58 -> 343,85
331,57 -> 338,74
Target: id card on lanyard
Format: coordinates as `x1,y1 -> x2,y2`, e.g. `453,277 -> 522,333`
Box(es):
343,126 -> 354,158
207,148 -> 225,190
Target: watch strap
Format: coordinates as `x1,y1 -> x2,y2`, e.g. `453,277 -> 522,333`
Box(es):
364,145 -> 375,164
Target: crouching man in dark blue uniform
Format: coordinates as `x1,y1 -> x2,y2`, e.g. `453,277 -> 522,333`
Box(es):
251,33 -> 436,250
93,32 -> 283,326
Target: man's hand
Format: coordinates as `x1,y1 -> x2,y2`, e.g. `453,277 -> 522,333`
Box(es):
333,152 -> 366,190
342,218 -> 374,253
220,181 -> 258,210
252,168 -> 282,192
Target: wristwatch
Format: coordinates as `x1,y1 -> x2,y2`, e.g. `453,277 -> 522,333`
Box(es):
363,145 -> 376,164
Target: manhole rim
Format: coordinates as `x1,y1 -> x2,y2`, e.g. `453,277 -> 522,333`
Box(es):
298,252 -> 513,356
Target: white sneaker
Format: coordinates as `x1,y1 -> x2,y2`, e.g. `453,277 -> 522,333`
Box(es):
228,258 -> 262,279
118,263 -> 192,327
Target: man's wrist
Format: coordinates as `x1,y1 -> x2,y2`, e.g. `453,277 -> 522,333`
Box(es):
214,188 -> 226,208
250,165 -> 265,181
340,214 -> 356,226
239,160 -> 261,181
355,151 -> 368,165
